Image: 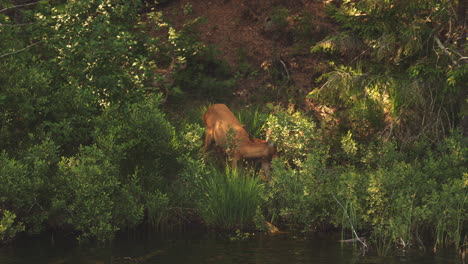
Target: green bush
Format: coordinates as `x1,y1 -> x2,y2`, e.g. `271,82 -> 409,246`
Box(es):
363,162 -> 418,254
92,95 -> 180,232
264,109 -> 466,255
264,107 -> 326,167
173,39 -> 235,101
266,152 -> 334,231
94,95 -> 180,181
0,139 -> 59,233
176,156 -> 208,209
312,0 -> 467,143
54,144 -> 122,243
0,210 -> 25,241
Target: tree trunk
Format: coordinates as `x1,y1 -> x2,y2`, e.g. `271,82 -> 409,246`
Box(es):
457,0 -> 467,26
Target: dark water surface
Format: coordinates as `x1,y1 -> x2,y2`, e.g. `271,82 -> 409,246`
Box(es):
0,231 -> 461,264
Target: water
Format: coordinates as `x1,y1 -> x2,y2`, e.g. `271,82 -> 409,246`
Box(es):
0,231 -> 461,264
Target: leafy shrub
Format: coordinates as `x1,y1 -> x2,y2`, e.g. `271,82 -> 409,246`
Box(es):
363,162 -> 419,254
0,139 -> 59,233
266,151 -> 333,231
423,175 -> 467,252
265,125 -> 466,254
175,48 -> 236,100
176,156 -> 208,209
417,133 -> 467,251
264,107 -> 325,167
94,95 -> 180,182
49,96 -> 178,242
0,210 -> 25,242
176,122 -> 205,156
313,0 -> 467,143
46,0 -> 151,106
54,144 -> 122,243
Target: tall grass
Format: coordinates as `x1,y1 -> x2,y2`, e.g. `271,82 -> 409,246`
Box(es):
198,166 -> 264,230
236,107 -> 269,139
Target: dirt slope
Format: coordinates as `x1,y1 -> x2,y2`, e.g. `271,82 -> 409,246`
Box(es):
156,0 -> 336,105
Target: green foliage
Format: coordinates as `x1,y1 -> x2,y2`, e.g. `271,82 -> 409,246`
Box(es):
291,12 -> 320,45
45,0 -> 151,105
0,210 -> 25,241
0,139 -> 59,233
54,144 -> 122,243
0,0 -> 466,255
235,107 -> 270,139
0,0 -> 159,156
0,0 -> 181,240
264,114 -> 466,254
94,95 -> 179,180
52,100 -> 177,240
364,162 -> 417,253
424,175 -> 467,251
174,44 -> 236,101
176,155 -> 208,209
235,47 -> 258,79
198,167 -> 264,230
263,107 -> 332,229
269,7 -> 290,31
313,0 -> 467,142
145,188 -> 170,231
143,14 -> 236,101
341,131 -> 358,157
183,2 -> 193,15
266,153 -> 334,231
91,96 -> 178,234
264,107 -> 326,167
176,122 -> 205,156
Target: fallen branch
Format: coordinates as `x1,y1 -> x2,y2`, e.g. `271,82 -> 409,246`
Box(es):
0,41 -> 41,58
339,237 -> 366,243
434,36 -> 458,65
0,22 -> 35,27
0,1 -> 43,13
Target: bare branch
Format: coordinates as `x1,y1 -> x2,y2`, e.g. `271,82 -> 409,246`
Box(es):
279,59 -> 290,80
0,1 -> 43,13
0,22 -> 35,27
332,193 -> 368,252
434,36 -> 458,65
0,41 -> 41,58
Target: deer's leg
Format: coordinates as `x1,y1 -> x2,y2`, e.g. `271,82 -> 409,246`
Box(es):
204,128 -> 213,152
231,157 -> 239,171
261,160 -> 272,181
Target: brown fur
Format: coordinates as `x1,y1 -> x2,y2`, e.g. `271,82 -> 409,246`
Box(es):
203,104 -> 274,178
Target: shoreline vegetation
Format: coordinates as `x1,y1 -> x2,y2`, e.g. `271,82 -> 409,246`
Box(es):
0,0 -> 466,257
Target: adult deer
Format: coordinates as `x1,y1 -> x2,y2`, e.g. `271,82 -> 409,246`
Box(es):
203,104 -> 275,179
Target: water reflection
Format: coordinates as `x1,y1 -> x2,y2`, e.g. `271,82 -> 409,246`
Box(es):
0,231 -> 461,264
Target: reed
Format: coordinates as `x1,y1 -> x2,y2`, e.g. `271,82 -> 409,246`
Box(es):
236,107 -> 269,139
198,166 -> 264,230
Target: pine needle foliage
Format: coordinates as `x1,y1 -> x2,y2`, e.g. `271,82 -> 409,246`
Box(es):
313,0 -> 467,143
